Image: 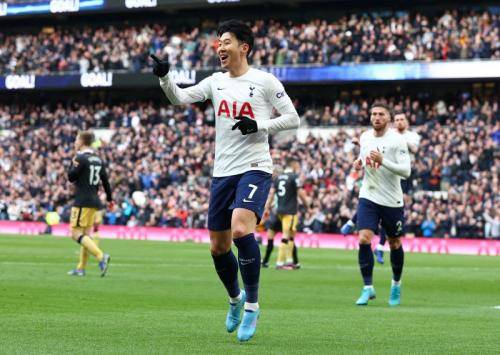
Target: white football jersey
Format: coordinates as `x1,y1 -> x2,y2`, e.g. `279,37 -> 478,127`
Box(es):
159,68 -> 299,177
359,129 -> 411,207
399,129 -> 421,150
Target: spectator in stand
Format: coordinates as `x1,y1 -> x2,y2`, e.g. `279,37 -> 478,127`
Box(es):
421,214 -> 437,238
0,94 -> 497,238
0,9 -> 498,75
483,207 -> 500,239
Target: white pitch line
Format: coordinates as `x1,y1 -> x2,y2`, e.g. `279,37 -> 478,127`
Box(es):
494,306 -> 500,309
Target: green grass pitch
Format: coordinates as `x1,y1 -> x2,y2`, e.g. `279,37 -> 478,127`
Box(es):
0,234 -> 498,354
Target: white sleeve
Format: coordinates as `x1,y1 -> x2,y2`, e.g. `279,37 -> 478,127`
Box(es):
257,74 -> 300,135
483,212 -> 494,224
159,73 -> 211,105
407,132 -> 421,151
382,139 -> 411,178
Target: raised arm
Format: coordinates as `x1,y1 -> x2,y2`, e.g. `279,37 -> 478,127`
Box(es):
151,54 -> 211,105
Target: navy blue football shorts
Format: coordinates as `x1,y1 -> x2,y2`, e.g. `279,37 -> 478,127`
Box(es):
356,198 -> 405,237
208,170 -> 272,231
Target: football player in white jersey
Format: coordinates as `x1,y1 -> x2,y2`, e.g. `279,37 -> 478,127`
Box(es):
394,110 -> 421,155
353,103 -> 411,307
151,19 -> 299,342
341,110 -> 420,265
371,110 -> 421,262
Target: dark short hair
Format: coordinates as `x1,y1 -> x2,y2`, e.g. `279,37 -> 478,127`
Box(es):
217,19 -> 254,57
393,109 -> 406,117
286,156 -> 300,165
370,102 -> 393,119
78,131 -> 94,146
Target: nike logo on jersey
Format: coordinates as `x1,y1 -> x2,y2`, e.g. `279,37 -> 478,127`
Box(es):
217,87 -> 225,90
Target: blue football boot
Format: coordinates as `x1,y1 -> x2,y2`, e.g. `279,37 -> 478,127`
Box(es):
356,287 -> 376,305
99,254 -> 111,277
389,284 -> 401,306
237,308 -> 260,342
374,249 -> 384,264
340,221 -> 355,235
226,290 -> 246,333
67,269 -> 85,276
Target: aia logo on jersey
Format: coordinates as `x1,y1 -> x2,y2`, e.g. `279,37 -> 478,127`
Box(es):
217,100 -> 255,119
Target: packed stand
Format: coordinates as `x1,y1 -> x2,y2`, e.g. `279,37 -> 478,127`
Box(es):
0,96 -> 498,238
1,9 -> 499,75
1,0 -> 46,4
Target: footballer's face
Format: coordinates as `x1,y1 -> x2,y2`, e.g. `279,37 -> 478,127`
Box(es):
290,160 -> 300,172
217,32 -> 249,70
370,107 -> 390,132
74,136 -> 83,151
394,114 -> 408,132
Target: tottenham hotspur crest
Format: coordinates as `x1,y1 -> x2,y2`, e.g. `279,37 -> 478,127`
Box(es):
249,86 -> 255,97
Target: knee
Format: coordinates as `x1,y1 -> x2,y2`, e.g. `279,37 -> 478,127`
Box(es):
388,237 -> 401,250
210,242 -> 230,256
359,231 -> 373,245
232,223 -> 249,239
70,230 -> 82,242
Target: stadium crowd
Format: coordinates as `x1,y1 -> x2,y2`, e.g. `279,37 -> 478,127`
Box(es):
2,0 -> 45,3
1,9 -> 498,75
0,94 -> 498,239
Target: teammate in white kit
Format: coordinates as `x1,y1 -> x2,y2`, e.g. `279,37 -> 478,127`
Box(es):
353,103 -> 411,307
150,19 -> 299,342
394,110 -> 420,155
371,110 -> 420,262
341,110 -> 420,265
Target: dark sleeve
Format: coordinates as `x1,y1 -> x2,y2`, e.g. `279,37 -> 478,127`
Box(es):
68,155 -> 85,182
293,173 -> 301,188
100,165 -> 113,202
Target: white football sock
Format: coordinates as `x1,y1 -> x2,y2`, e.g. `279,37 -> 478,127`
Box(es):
244,302 -> 259,312
392,280 -> 401,286
229,291 -> 242,304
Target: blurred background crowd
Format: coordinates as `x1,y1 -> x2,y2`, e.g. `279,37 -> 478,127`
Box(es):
1,9 -> 498,75
1,93 -> 498,238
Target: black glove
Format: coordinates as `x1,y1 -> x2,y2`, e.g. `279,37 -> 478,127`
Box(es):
150,54 -> 170,77
231,116 -> 258,135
